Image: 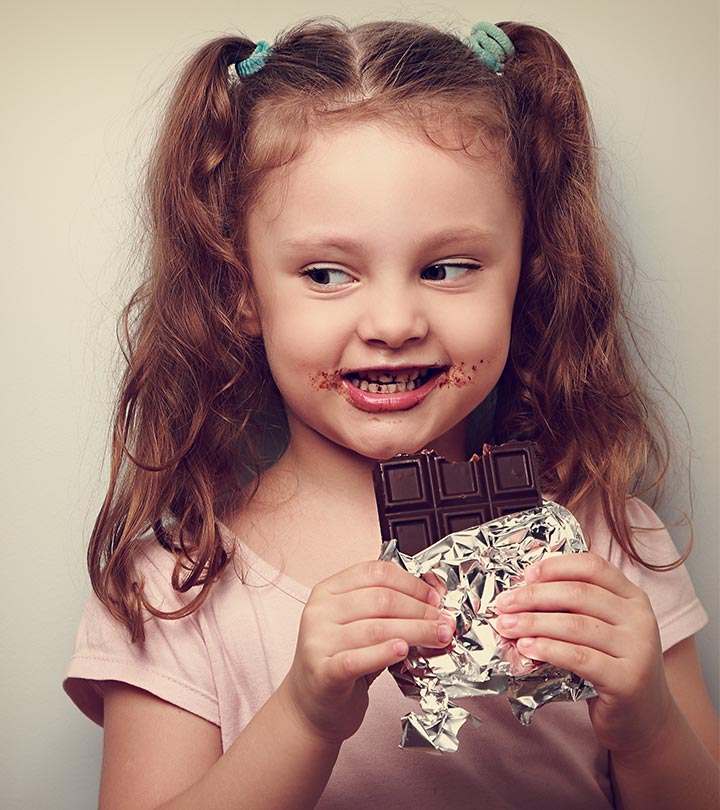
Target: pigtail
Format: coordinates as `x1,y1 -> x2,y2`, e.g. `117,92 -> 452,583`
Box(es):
89,38 -> 279,642
496,24 -> 675,566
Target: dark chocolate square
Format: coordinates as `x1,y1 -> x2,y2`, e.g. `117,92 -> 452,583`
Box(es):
383,458 -> 427,504
373,442 -> 542,554
489,447 -> 533,493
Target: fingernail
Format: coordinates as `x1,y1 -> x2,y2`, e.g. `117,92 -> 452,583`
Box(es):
524,566 -> 540,582
517,637 -> 533,650
438,623 -> 453,643
496,591 -> 514,608
498,614 -> 517,629
393,640 -> 408,657
427,590 -> 441,608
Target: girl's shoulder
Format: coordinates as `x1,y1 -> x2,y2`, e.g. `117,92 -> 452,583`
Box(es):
573,496 -> 707,651
64,540 -> 220,729
115,531 -> 220,613
64,530 -> 242,730
65,525 -> 308,743
575,496 -> 680,565
127,523 -> 249,607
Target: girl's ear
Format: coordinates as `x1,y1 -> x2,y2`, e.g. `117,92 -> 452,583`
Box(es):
234,270 -> 263,335
239,297 -> 263,337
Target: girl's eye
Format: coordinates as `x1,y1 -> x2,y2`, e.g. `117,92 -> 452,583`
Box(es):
301,267 -> 354,286
421,262 -> 481,281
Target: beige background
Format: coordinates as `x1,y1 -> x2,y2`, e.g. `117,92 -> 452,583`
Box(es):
2,0 -> 717,806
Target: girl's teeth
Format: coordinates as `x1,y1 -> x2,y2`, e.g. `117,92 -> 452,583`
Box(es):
348,368 -> 434,392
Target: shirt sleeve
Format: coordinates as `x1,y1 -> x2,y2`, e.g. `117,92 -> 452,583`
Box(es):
582,497 -> 708,652
63,541 -> 219,728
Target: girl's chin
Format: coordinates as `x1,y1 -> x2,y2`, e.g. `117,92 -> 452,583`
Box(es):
287,403 -> 471,463
341,440 -> 426,462
335,428 -> 466,463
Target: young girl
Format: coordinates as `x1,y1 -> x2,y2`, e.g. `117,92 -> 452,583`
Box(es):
64,19 -> 719,809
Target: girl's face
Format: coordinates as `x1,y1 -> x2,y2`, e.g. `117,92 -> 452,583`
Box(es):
246,122 -> 522,462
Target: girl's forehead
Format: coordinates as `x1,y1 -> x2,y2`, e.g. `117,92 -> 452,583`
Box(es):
250,119 -> 513,218
247,120 -> 521,241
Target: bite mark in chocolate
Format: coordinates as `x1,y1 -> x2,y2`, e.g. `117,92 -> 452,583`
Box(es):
373,442 -> 543,555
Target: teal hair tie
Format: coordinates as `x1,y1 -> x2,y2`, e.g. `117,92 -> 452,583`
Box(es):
228,40 -> 272,84
465,22 -> 515,74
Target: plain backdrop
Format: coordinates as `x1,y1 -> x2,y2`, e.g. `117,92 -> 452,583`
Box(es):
2,1 -> 718,807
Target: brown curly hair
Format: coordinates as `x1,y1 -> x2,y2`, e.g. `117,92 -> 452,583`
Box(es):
88,19 -> 676,642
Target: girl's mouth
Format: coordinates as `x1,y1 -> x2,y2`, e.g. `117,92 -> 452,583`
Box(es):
341,366 -> 447,413
345,366 -> 443,394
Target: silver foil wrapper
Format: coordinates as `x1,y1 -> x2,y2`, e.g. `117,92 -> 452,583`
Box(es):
380,500 -> 597,752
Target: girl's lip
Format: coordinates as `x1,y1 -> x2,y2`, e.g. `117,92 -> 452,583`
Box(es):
341,367 -> 445,413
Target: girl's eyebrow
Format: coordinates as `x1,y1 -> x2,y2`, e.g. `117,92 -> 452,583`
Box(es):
280,235 -> 363,253
280,226 -> 496,254
420,226 -> 498,251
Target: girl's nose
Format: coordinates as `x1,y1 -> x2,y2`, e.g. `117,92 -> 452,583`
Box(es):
356,285 -> 429,349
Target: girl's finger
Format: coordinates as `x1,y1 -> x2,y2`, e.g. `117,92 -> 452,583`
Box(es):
319,560 -> 440,607
336,615 -> 455,652
325,639 -> 410,685
514,636 -> 616,690
494,580 -> 625,625
332,587 -> 444,624
494,611 -> 624,658
523,552 -> 638,599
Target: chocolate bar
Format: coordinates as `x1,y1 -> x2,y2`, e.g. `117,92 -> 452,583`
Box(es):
373,442 -> 542,555
381,500 -> 595,748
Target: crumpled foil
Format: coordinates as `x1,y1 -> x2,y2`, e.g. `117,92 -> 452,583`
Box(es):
380,499 -> 597,752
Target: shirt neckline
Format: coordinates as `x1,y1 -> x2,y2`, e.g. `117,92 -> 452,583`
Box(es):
217,520 -> 311,604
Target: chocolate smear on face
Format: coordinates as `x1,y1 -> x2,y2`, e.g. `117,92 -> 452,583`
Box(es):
310,362 -> 483,393
438,361 -> 480,389
309,370 -> 344,391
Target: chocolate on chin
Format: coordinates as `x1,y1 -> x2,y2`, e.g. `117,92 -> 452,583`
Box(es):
373,441 -> 543,555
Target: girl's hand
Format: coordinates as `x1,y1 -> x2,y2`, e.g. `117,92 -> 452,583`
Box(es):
494,552 -> 674,756
281,560 -> 453,745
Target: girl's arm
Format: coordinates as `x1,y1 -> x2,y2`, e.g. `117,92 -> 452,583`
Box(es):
99,560 -> 452,810
494,554 -> 720,810
100,679 -> 341,810
663,636 -> 719,760
610,636 -> 719,809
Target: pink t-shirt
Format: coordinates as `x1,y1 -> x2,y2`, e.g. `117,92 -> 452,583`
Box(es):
65,499 -> 707,809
